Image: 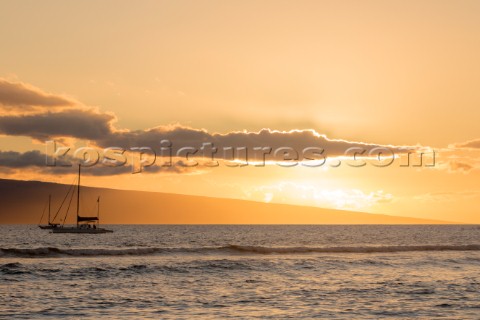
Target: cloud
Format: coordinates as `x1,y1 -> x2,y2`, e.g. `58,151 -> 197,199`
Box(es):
0,78 -> 118,141
452,138 -> 480,149
0,150 -> 201,176
0,109 -> 116,140
0,150 -> 45,168
433,153 -> 480,174
0,78 -> 419,163
96,125 -> 416,159
447,160 -> 474,173
0,78 -> 77,112
0,113 -> 418,160
440,159 -> 480,174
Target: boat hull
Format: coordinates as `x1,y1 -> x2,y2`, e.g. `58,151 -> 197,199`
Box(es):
51,227 -> 113,234
39,225 -> 59,230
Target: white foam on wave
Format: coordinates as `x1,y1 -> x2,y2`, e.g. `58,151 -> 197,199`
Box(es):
1,244 -> 480,258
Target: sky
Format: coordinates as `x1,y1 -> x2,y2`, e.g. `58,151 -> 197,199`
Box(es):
0,0 -> 479,223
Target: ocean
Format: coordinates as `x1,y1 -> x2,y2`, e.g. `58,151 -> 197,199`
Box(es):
1,225 -> 480,319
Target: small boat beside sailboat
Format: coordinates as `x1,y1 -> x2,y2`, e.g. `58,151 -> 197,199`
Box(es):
38,195 -> 60,229
44,165 -> 113,234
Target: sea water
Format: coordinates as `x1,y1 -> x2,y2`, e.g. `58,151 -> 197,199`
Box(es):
1,225 -> 480,319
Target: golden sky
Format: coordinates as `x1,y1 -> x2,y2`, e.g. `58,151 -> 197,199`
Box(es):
0,0 -> 479,223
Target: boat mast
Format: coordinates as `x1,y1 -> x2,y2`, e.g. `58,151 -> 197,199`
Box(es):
76,164 -> 81,228
97,196 -> 100,227
48,194 -> 51,225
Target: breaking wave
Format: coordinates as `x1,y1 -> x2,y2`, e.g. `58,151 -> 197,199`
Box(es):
1,244 -> 480,258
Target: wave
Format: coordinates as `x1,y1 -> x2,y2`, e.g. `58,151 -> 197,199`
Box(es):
225,244 -> 480,254
0,247 -> 161,257
1,244 -> 480,258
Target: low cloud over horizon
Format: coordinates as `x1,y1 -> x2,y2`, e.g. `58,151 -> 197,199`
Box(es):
0,77 -> 472,177
0,78 -> 78,112
0,77 -> 421,153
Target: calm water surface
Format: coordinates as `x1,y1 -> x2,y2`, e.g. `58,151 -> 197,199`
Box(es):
1,225 -> 480,319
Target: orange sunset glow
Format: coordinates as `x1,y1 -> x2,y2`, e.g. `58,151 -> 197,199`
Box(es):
1,0 -> 479,224
2,2 -> 480,319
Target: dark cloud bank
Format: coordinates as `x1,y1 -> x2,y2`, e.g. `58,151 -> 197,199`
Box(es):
0,78 -> 423,175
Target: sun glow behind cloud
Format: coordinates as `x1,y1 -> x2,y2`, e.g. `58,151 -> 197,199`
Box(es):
245,181 -> 393,211
0,0 -> 480,223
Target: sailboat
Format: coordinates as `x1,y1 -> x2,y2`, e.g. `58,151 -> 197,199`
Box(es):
52,165 -> 113,234
38,195 -> 60,229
